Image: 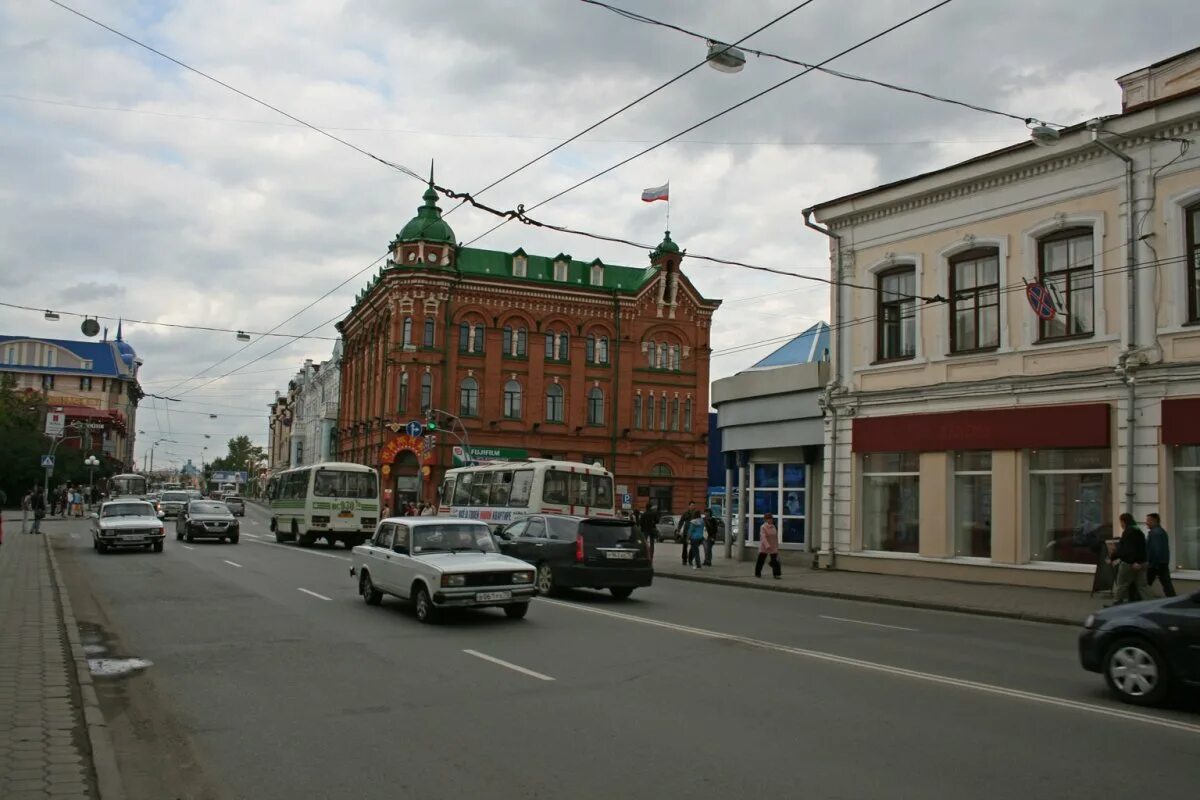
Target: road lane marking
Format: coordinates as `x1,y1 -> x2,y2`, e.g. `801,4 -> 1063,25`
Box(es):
819,615 -> 919,632
244,532 -> 267,540
298,588 -> 332,601
243,538 -> 350,561
462,650 -> 555,681
540,599 -> 1200,736
181,545 -> 195,550
223,560 -> 243,568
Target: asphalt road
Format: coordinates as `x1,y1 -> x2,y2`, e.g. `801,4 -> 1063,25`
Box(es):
52,504 -> 1200,800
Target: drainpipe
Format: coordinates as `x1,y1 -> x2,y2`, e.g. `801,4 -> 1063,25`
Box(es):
1090,123 -> 1138,515
610,290 -> 620,481
803,207 -> 842,568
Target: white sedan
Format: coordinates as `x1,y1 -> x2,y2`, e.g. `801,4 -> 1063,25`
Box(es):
91,500 -> 166,554
350,517 -> 536,623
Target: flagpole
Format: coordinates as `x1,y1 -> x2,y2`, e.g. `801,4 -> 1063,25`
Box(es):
666,180 -> 671,231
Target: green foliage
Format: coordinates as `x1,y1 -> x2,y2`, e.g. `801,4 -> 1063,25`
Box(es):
210,435 -> 265,473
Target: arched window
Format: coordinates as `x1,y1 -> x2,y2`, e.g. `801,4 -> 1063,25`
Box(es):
474,323 -> 485,353
633,394 -> 643,429
516,327 -> 527,357
420,373 -> 433,411
558,332 -> 569,360
659,395 -> 668,432
670,397 -> 680,431
503,326 -> 527,357
423,318 -> 435,348
503,326 -> 513,355
459,320 -> 484,354
398,372 -> 409,412
402,316 -> 413,346
545,329 -> 569,360
597,336 -> 609,365
658,343 -> 668,370
587,387 -> 604,425
503,380 -> 522,419
646,394 -> 656,429
683,397 -> 693,432
646,340 -> 657,368
545,384 -> 564,423
670,345 -> 681,371
586,335 -> 596,363
459,377 -> 479,417
650,463 -> 673,477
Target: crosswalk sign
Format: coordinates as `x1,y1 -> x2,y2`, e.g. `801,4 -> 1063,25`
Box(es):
41,455 -> 55,469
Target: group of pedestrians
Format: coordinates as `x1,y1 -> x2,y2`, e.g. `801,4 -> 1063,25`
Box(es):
633,499 -> 782,578
1110,511 -> 1176,604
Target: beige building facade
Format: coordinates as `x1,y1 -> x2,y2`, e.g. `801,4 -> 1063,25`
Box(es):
808,48 -> 1200,591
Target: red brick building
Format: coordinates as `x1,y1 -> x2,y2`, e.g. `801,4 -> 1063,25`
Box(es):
336,183 -> 720,516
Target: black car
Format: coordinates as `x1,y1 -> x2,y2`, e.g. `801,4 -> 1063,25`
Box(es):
1078,590 -> 1200,705
496,515 -> 652,600
176,500 -> 240,544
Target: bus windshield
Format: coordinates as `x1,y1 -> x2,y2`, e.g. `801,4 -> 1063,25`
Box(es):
313,469 -> 377,499
111,475 -> 148,497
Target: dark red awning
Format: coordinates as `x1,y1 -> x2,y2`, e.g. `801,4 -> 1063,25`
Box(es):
853,403 -> 1111,453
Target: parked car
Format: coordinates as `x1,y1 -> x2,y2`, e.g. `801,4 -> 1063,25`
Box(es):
496,515 -> 652,600
1078,590 -> 1200,706
350,518 -> 535,623
655,514 -> 679,541
176,500 -> 240,543
158,490 -> 192,518
223,496 -> 246,516
91,500 -> 166,554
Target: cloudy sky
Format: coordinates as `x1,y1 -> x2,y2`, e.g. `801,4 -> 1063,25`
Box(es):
2,0 -> 1197,470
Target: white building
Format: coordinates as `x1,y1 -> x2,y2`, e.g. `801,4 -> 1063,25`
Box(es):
288,340 -> 342,467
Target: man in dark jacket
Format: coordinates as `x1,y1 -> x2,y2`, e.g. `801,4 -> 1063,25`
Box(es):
1111,512 -> 1147,604
676,501 -> 701,566
639,503 -> 659,560
702,508 -> 719,566
1144,513 -> 1175,598
30,487 -> 47,535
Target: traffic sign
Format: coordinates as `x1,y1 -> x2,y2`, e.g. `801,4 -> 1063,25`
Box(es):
405,420 -> 424,437
622,493 -> 632,506
45,411 -> 65,437
40,455 -> 55,469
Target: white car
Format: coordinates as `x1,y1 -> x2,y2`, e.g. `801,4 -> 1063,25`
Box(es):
350,517 -> 536,623
91,500 -> 166,554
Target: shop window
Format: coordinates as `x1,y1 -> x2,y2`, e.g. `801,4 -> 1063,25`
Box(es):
953,451 -> 992,558
545,384 -> 564,423
749,463 -> 807,547
1029,447 -> 1111,564
861,452 -> 919,552
1038,227 -> 1095,340
503,380 -> 522,419
1187,204 -> 1200,323
949,248 -> 1000,353
1172,445 -> 1200,570
876,266 -> 916,361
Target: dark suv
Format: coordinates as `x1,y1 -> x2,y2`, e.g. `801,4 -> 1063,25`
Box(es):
496,515 -> 652,600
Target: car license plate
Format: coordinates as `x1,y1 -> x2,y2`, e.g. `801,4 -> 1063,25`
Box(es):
605,550 -> 634,560
338,511 -> 354,518
475,591 -> 512,602
119,534 -> 143,541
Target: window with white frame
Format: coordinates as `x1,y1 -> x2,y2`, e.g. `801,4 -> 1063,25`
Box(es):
949,249 -> 1000,353
513,255 -> 527,278
876,267 -> 916,361
590,263 -> 603,286
554,261 -> 568,281
953,451 -> 991,557
861,452 -> 919,552
402,316 -> 413,346
1028,447 -> 1111,564
1037,228 -> 1095,340
1172,445 -> 1200,570
748,463 -> 807,547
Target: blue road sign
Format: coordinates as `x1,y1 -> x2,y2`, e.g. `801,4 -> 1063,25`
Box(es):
41,455 -> 55,469
622,493 -> 632,506
405,420 -> 424,437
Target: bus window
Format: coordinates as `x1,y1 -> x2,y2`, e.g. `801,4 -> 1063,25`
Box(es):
470,472 -> 493,506
440,476 -> 455,506
313,470 -> 339,497
453,473 -> 474,506
509,470 -> 533,507
569,473 -> 591,507
490,471 -> 513,506
591,474 -> 614,509
544,470 -> 569,505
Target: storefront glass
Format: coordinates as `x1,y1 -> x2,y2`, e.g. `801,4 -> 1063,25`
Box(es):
748,462 -> 806,548
1029,448 -> 1111,564
953,451 -> 992,558
861,452 -> 919,553
1172,445 -> 1200,571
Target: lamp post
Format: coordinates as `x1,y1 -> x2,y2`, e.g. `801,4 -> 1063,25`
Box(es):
84,455 -> 100,509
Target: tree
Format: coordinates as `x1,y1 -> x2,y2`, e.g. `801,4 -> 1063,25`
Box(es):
210,435 -> 266,475
0,374 -> 46,505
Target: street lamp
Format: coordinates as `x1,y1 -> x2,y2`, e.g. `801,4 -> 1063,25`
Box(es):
84,455 -> 100,508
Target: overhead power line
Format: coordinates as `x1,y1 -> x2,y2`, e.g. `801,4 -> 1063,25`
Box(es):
460,0 -> 961,248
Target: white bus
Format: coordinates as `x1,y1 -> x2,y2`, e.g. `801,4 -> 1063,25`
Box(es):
110,473 -> 149,500
266,462 -> 380,549
437,459 -> 616,531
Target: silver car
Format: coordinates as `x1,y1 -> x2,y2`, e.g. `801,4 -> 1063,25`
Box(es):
223,496 -> 246,516
91,500 -> 166,554
158,490 -> 191,518
350,518 -> 536,623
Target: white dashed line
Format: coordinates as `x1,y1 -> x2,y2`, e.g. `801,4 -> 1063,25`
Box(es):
819,615 -> 919,632
181,545 -> 195,551
243,538 -> 350,561
223,560 -> 243,568
540,599 -> 1200,736
297,588 -> 332,601
462,650 -> 555,682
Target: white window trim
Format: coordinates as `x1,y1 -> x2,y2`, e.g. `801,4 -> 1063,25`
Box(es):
554,261 -> 568,281
513,256 -> 527,278
590,264 -> 603,286
1162,186 -> 1200,330
934,235 -> 1010,357
861,253 -> 926,368
1019,213 -> 1107,348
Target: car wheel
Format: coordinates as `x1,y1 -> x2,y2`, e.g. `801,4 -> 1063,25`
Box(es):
229,535 -> 239,544
152,541 -> 164,553
97,541 -> 107,553
536,563 -> 558,597
414,586 -> 437,624
360,572 -> 382,606
220,537 -> 227,544
609,587 -> 634,600
504,603 -> 530,620
1104,638 -> 1170,706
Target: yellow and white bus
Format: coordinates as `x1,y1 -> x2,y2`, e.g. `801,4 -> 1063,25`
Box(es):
109,473 -> 149,500
266,462 -> 380,549
437,459 -> 615,531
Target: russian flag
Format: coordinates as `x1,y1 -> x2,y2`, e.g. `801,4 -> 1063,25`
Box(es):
641,183 -> 669,203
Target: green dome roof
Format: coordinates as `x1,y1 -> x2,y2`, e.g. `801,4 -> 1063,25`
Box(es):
398,183 -> 456,245
650,230 -> 680,262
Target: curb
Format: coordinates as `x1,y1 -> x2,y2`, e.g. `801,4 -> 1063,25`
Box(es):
44,536 -> 128,800
653,569 -> 1083,627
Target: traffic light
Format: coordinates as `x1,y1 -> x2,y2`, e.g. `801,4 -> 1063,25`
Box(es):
425,419 -> 437,432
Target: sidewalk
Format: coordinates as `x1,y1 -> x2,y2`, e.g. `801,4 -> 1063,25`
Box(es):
0,512 -> 117,800
652,542 -> 1102,626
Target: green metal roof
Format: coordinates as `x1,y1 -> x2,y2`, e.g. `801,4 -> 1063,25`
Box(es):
451,247 -> 658,293
396,183 -> 456,245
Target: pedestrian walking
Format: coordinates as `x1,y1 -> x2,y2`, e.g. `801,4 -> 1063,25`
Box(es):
702,508 -> 718,566
755,513 -> 782,579
676,501 -> 701,566
30,487 -> 46,535
58,487 -> 68,518
1145,512 -> 1176,598
1110,512 -> 1148,605
687,512 -> 705,569
639,502 -> 659,560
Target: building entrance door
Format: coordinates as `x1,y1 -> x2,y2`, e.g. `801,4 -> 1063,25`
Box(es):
391,451 -> 419,513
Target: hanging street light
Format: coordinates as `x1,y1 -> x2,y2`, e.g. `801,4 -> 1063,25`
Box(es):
707,40 -> 747,73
